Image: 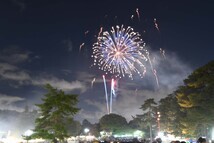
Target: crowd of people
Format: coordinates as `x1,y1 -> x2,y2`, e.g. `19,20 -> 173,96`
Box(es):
91,136 -> 208,143
169,137 -> 207,143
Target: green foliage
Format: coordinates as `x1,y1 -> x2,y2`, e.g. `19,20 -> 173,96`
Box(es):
175,60 -> 214,137
22,135 -> 32,142
99,113 -> 129,133
80,119 -> 100,136
140,98 -> 157,111
31,84 -> 80,142
128,118 -> 141,129
158,94 -> 183,136
136,98 -> 158,138
82,119 -> 92,129
90,123 -> 101,137
67,120 -> 82,136
138,98 -> 157,125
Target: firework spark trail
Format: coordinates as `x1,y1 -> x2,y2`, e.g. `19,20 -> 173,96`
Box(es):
110,78 -> 114,113
112,79 -> 117,97
136,8 -> 140,21
102,75 -> 109,114
131,15 -> 134,20
160,48 -> 166,59
85,30 -> 89,36
98,27 -> 103,37
147,52 -> 159,87
154,18 -> 160,31
92,25 -> 148,79
79,43 -> 85,52
153,69 -> 159,87
91,78 -> 96,88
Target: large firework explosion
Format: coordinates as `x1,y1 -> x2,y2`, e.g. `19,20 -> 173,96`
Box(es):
92,25 -> 149,79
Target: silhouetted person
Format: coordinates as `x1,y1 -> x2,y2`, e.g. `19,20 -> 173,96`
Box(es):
197,137 -> 206,143
156,138 -> 162,143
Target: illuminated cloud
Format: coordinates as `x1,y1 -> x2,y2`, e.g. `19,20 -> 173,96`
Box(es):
0,46 -> 30,64
0,93 -> 25,112
32,76 -> 87,92
0,62 -> 31,81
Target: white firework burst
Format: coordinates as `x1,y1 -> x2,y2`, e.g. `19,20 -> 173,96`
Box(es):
92,25 -> 148,79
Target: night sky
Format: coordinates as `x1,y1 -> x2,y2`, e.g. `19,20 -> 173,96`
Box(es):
0,0 -> 213,123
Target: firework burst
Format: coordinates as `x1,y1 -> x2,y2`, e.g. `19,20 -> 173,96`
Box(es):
92,25 -> 148,79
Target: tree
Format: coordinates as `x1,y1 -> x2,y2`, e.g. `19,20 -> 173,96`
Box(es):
31,84 -> 79,143
82,119 -> 92,130
99,113 -> 129,134
80,119 -> 100,136
175,60 -> 214,138
128,117 -> 141,129
158,94 -> 183,136
90,123 -> 100,137
137,98 -> 157,143
67,120 -> 82,136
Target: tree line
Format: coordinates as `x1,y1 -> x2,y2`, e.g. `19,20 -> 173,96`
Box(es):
1,60 -> 213,143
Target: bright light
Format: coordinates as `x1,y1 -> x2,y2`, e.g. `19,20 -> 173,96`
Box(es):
113,130 -> 144,138
100,131 -> 112,137
212,127 -> 214,140
133,130 -> 143,137
84,128 -> 89,134
158,132 -> 164,138
24,129 -> 33,136
85,135 -> 96,141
